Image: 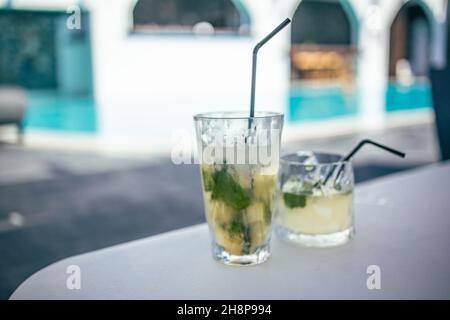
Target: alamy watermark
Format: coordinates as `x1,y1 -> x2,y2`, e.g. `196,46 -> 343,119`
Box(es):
171,129 -> 281,167
366,265 -> 381,290
63,263 -> 381,292
66,5 -> 81,30
66,265 -> 81,290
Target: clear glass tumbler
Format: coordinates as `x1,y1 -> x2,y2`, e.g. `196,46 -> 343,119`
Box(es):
194,111 -> 283,265
275,152 -> 354,247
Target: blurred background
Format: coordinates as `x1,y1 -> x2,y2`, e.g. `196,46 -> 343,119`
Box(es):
0,0 -> 449,298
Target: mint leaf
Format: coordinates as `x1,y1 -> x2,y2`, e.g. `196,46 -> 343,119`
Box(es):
228,215 -> 245,235
283,192 -> 307,208
212,169 -> 251,210
201,166 -> 215,191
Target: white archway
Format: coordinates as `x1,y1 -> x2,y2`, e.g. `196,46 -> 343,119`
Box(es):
288,0 -> 359,123
290,0 -> 359,83
130,0 -> 251,35
389,1 -> 434,79
387,0 -> 446,72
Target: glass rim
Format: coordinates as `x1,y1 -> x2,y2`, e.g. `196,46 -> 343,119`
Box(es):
193,111 -> 283,120
280,152 -> 351,166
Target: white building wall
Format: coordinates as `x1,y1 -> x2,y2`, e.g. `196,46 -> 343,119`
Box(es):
356,0 -> 395,130
84,0 -> 291,153
354,0 -> 446,130
83,0 -> 449,151
4,0 -> 448,152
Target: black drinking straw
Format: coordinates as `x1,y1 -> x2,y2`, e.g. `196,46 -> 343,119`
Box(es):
249,18 -> 291,118
323,139 -> 406,185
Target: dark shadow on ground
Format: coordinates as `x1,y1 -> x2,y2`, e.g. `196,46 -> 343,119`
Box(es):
0,161 -> 421,299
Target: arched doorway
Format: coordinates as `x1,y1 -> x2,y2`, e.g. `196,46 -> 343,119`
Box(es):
387,1 -> 433,111
389,2 -> 432,79
289,0 -> 358,122
132,0 -> 250,35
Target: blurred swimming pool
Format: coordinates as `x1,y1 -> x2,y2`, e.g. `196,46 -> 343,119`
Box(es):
385,81 -> 433,112
289,84 -> 358,122
289,81 -> 433,123
24,91 -> 96,133
23,81 -> 432,133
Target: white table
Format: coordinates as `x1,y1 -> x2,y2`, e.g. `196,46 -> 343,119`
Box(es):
11,163 -> 450,299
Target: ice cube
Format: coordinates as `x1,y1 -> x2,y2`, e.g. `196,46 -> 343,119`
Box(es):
281,176 -> 303,194
303,155 -> 318,166
294,151 -> 317,165
317,183 -> 334,197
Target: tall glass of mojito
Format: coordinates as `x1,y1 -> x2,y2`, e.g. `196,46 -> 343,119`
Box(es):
275,152 -> 354,247
194,112 -> 283,265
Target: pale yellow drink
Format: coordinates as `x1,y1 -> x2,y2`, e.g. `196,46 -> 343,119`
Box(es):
277,190 -> 353,235
275,152 -> 354,247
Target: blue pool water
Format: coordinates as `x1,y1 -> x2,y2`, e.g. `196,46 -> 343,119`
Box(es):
289,81 -> 432,123
24,91 -> 96,133
23,82 -> 432,133
289,84 -> 358,122
385,81 -> 433,112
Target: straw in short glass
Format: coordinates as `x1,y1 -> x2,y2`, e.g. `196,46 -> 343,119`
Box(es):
323,139 -> 406,185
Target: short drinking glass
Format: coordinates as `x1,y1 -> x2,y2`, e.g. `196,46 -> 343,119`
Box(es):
275,152 -> 354,247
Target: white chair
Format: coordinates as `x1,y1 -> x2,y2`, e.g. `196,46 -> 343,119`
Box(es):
0,86 -> 27,144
